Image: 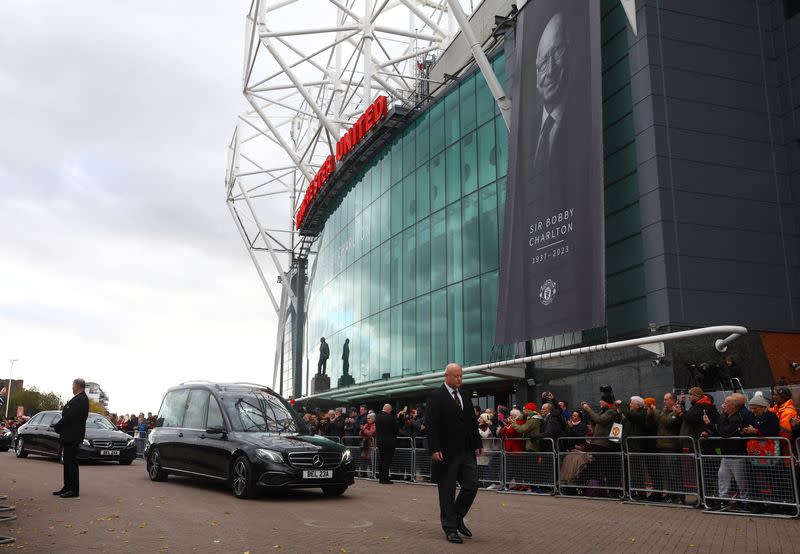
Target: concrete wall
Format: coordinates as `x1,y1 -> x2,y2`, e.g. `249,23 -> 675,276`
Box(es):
629,0 -> 800,332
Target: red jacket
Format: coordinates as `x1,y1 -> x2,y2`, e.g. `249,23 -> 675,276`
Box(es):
499,418 -> 526,452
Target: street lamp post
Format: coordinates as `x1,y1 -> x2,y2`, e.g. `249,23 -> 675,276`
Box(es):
6,359 -> 17,419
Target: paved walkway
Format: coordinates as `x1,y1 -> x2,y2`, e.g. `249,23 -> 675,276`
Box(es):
1,453 -> 798,553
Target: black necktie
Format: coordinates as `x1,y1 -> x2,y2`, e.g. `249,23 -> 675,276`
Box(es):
534,114 -> 555,178
452,389 -> 462,410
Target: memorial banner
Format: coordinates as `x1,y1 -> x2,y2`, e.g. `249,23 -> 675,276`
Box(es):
496,0 -> 605,343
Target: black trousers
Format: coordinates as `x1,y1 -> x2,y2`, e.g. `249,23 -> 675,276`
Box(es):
317,358 -> 327,374
378,446 -> 395,482
436,450 -> 478,532
62,442 -> 80,495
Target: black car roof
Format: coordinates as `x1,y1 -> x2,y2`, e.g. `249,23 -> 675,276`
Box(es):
170,382 -> 278,396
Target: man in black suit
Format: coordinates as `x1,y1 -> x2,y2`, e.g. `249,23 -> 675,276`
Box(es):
426,363 -> 482,544
375,403 -> 399,484
52,378 -> 89,499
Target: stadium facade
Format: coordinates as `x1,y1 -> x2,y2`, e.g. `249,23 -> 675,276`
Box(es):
231,0 -> 800,409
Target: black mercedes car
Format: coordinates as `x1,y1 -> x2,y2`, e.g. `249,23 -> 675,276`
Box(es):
14,411 -> 137,464
145,382 -> 354,498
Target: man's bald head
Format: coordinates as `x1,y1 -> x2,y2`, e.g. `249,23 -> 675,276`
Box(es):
536,12 -> 568,110
444,363 -> 463,389
382,403 -> 392,414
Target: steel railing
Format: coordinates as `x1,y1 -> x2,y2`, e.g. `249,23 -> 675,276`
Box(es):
625,436 -> 701,507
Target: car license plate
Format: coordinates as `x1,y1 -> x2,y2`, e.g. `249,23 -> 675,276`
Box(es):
302,469 -> 332,479
100,449 -> 120,456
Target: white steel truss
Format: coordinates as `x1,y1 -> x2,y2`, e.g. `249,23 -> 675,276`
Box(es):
224,0 -> 638,392
225,0 -> 477,391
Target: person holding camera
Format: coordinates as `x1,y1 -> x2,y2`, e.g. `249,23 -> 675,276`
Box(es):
509,402 -> 542,452
580,389 -> 620,452
677,387 -> 719,441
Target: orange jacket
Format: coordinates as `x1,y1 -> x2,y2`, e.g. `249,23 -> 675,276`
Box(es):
770,399 -> 797,441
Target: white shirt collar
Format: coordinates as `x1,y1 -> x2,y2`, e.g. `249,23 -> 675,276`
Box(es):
444,383 -> 460,396
540,102 -> 566,130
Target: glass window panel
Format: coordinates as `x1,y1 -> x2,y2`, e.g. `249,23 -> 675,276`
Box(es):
381,151 -> 391,192
462,191 -> 479,279
363,168 -> 373,207
368,315 -> 378,379
431,288 -> 447,371
497,176 -> 507,239
477,120 -> 496,188
430,152 -> 445,213
390,234 -> 402,305
447,282 -> 464,364
416,216 -> 431,295
446,200 -> 462,284
479,183 -> 499,273
379,309 -> 390,378
461,131 -> 477,196
444,89 -> 460,146
380,241 -> 390,311
416,294 -> 431,374
463,277 -> 482,366
403,175 -> 415,229
354,174 -> 363,219
370,197 -> 380,251
403,125 -> 415,177
403,299 -> 416,376
380,191 -> 390,244
429,100 -> 445,155
496,115 -> 508,178
476,72 -> 494,126
390,305 -> 402,377
207,397 -> 224,430
481,271 -> 499,362
353,257 -> 361,322
415,163 -> 430,221
370,248 -> 380,316
430,209 -> 446,291
445,143 -> 461,206
390,183 -> 402,237
403,226 -> 416,301
391,138 -> 403,184
459,74 -> 477,135
344,263 -> 353,327
492,55 -> 506,115
361,251 -> 370,319
415,112 -> 429,165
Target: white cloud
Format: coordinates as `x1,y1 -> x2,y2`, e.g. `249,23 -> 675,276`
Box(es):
0,1 -> 283,414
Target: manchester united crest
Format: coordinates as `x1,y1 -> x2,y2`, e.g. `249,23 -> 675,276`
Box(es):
538,279 -> 557,306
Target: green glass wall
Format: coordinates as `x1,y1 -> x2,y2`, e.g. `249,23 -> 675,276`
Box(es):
307,56 -> 507,388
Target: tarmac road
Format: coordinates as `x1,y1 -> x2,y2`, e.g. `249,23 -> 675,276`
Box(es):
1,452 -> 799,553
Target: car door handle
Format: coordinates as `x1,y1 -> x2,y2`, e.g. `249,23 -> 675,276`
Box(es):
200,434 -> 206,439
178,432 -> 184,438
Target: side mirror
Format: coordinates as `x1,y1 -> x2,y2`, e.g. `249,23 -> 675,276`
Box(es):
205,427 -> 226,435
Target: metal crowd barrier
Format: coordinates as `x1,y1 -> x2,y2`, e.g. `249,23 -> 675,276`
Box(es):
500,438 -> 556,494
134,433 -> 147,459
557,437 -> 625,499
373,436 -> 414,481
625,436 -> 700,507
343,436 -> 375,479
477,438 -> 504,488
0,494 -> 15,545
412,437 -> 431,483
698,436 -> 799,518
323,436 -> 342,444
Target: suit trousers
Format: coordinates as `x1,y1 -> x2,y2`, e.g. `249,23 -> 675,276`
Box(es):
62,442 -> 80,495
378,446 -> 395,482
435,450 -> 478,532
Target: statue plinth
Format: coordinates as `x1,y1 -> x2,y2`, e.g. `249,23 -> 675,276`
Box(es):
337,373 -> 355,388
311,373 -> 331,394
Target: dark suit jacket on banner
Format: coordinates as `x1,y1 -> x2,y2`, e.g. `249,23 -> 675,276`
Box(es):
53,391 -> 89,444
426,385 -> 481,482
495,0 -> 605,344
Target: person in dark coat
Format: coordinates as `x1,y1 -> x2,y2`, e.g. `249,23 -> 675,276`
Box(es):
375,404 -> 399,484
529,392 -> 566,447
702,395 -> 750,509
317,337 -> 330,375
52,378 -> 89,498
426,363 -> 482,544
678,387 -> 719,441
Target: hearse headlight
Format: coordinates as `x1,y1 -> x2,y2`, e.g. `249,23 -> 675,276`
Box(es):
255,448 -> 284,463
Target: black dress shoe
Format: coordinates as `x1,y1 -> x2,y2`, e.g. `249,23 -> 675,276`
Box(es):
52,489 -> 66,496
445,531 -> 462,544
59,491 -> 79,498
457,519 -> 472,537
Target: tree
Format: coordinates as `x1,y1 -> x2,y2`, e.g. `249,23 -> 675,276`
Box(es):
88,400 -> 107,415
6,387 -> 63,417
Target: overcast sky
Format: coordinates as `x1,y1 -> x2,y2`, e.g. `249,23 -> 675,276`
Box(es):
0,1 -> 280,415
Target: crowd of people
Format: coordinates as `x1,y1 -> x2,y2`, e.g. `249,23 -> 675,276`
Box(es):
108,412 -> 157,437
